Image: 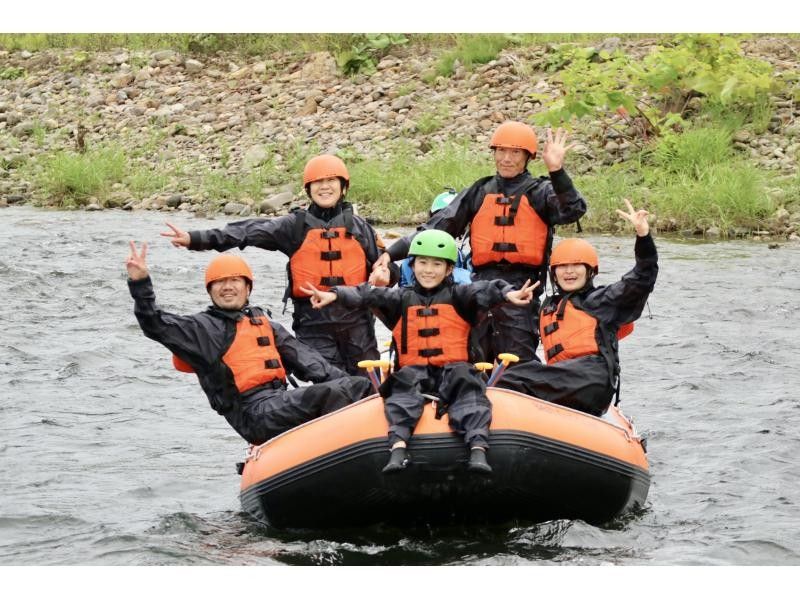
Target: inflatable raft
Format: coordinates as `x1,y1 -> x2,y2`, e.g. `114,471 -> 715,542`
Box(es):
239,388 -> 650,529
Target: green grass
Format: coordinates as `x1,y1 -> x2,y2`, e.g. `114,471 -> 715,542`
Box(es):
0,33 -> 669,59
346,142 -> 490,221
434,34 -> 518,77
648,126 -> 735,177
416,106 -> 450,135
5,33 -> 791,234
576,146 -> 772,234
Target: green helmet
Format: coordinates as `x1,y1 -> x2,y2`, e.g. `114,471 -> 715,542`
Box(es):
409,229 -> 458,263
430,189 -> 457,214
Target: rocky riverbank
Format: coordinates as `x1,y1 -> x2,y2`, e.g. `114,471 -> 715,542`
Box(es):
1,36 -> 799,239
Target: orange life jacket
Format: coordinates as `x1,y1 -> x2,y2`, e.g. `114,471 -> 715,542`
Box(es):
221,311 -> 287,392
470,189 -> 550,268
540,295 -> 633,364
171,311 -> 286,393
289,209 -> 367,298
392,288 -> 471,368
540,298 -> 601,364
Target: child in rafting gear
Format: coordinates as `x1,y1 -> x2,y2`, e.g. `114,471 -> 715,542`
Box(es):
301,229 -> 536,475
497,199 -> 657,416
399,188 -> 472,287
127,246 -> 371,446
160,154 -> 398,379
373,121 -> 586,366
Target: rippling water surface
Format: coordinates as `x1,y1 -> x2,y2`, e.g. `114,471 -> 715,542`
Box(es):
1,206 -> 799,567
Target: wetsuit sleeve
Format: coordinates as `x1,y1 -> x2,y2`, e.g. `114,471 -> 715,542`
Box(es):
535,168 -> 587,225
128,276 -> 221,369
333,284 -> 405,327
452,279 -> 516,323
187,214 -> 297,256
385,181 -> 485,261
584,233 -> 659,325
271,321 -> 348,382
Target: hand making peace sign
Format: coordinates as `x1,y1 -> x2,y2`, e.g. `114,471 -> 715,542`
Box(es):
616,198 -> 650,237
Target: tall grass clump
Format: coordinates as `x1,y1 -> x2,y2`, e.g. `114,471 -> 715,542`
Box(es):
27,145 -> 127,206
648,126 -> 734,177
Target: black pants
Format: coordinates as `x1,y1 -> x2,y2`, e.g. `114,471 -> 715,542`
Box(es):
496,354 -> 613,416
295,318 -> 380,378
380,362 -> 492,449
473,300 -> 541,364
231,376 -> 372,445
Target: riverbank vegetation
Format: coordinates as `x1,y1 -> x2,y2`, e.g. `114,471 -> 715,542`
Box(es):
2,33 -> 799,237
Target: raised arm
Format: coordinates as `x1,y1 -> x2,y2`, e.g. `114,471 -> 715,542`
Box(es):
584,199 -> 657,325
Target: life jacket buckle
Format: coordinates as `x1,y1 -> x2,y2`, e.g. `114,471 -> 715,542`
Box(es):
418,328 -> 440,337
320,250 -> 342,261
492,242 -> 518,252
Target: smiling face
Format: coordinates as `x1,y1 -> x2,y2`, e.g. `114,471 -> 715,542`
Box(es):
309,177 -> 343,209
493,147 -> 529,179
554,263 -> 590,293
208,276 -> 250,310
412,256 -> 454,289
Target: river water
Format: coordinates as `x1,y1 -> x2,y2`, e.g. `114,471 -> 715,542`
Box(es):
1,206 -> 799,570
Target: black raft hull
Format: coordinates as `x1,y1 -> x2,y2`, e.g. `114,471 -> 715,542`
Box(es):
239,388 -> 650,529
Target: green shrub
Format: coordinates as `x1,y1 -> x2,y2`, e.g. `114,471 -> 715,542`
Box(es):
0,66 -> 25,80
337,34 -> 408,75
29,145 -> 127,205
536,34 -> 779,141
435,34 -> 517,77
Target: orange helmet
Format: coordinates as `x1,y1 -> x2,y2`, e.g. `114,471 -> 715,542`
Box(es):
302,155 -> 350,187
489,121 -> 538,156
204,254 -> 254,290
550,238 -> 599,274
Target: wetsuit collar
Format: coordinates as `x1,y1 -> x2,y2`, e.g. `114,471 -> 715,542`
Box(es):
308,200 -> 346,221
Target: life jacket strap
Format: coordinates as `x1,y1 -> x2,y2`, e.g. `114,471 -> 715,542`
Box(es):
257,336 -> 271,346
543,322 -> 559,335
264,359 -> 282,369
546,343 -> 564,360
419,348 -> 444,358
321,230 -> 340,239
262,379 -> 286,390
418,327 -> 440,338
417,307 -> 438,317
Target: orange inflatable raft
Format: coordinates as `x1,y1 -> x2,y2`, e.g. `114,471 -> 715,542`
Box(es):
239,388 -> 650,529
